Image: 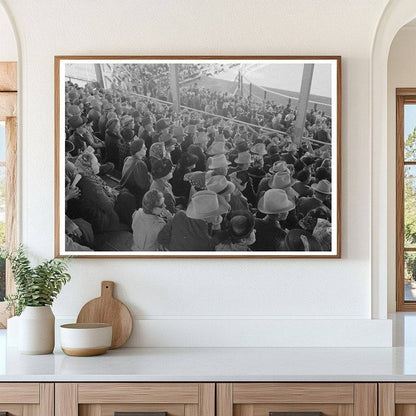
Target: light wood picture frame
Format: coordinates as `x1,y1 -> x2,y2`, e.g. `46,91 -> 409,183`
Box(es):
55,56 -> 341,258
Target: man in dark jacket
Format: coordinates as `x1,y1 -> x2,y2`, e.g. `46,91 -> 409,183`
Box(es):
158,190 -> 230,251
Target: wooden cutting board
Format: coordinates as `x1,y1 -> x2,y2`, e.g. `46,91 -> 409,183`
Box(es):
76,281 -> 133,349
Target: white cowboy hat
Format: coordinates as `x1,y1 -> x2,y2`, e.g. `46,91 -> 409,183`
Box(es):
186,190 -> 230,219
311,179 -> 332,195
207,154 -> 231,169
258,189 -> 296,214
235,151 -> 253,165
206,175 -> 235,196
207,141 -> 228,156
268,171 -> 297,189
250,143 -> 267,155
269,160 -> 289,174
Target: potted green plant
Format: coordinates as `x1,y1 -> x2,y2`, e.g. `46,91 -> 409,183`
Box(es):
1,245 -> 71,354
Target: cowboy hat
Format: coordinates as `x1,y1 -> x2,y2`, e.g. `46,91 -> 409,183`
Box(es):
206,175 -> 235,196
311,179 -> 332,195
207,154 -> 231,169
186,190 -> 230,220
235,151 -> 253,165
214,133 -> 226,143
268,171 -> 296,189
269,160 -> 290,174
207,141 -> 228,156
258,189 -> 295,214
250,142 -> 267,156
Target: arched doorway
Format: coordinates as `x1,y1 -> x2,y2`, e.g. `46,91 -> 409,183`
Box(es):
371,0 -> 416,319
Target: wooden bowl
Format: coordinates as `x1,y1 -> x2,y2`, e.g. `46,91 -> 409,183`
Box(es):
60,323 -> 112,356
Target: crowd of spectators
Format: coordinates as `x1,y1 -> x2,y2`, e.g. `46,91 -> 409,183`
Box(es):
110,64 -> 332,145
111,63 -> 202,99
64,68 -> 333,253
179,84 -> 331,144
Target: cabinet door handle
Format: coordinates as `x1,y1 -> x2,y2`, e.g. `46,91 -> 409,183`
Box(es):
270,413 -> 324,416
115,412 -> 168,416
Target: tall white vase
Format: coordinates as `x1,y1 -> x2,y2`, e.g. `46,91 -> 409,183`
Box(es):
19,306 -> 55,354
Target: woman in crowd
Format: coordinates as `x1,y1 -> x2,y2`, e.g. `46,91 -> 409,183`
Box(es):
150,158 -> 177,214
160,132 -> 178,162
105,117 -> 123,171
131,190 -> 173,251
68,150 -> 120,234
120,138 -> 150,208
118,115 -> 135,168
149,142 -> 166,169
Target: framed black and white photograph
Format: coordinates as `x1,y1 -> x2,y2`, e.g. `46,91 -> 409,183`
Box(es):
55,56 -> 341,258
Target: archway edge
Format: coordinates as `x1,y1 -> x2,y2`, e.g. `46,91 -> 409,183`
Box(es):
0,1 -> 20,61
371,0 -> 416,319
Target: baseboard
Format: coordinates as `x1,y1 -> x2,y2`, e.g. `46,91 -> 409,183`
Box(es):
55,317 -> 392,347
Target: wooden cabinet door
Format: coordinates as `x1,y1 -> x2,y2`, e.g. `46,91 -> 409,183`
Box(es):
0,383 -> 53,416
379,383 -> 416,416
55,383 -> 215,416
217,383 -> 377,416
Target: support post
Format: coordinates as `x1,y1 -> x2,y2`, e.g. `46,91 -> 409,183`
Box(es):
94,64 -> 104,89
169,64 -> 180,113
293,64 -> 314,146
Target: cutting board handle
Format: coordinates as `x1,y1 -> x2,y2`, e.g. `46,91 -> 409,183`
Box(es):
101,281 -> 115,298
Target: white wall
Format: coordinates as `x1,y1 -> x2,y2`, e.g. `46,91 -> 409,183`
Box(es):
387,25 -> 416,312
0,3 -> 17,61
0,0 -> 393,346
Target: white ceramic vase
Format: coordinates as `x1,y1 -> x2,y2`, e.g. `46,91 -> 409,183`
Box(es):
19,305 -> 55,354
